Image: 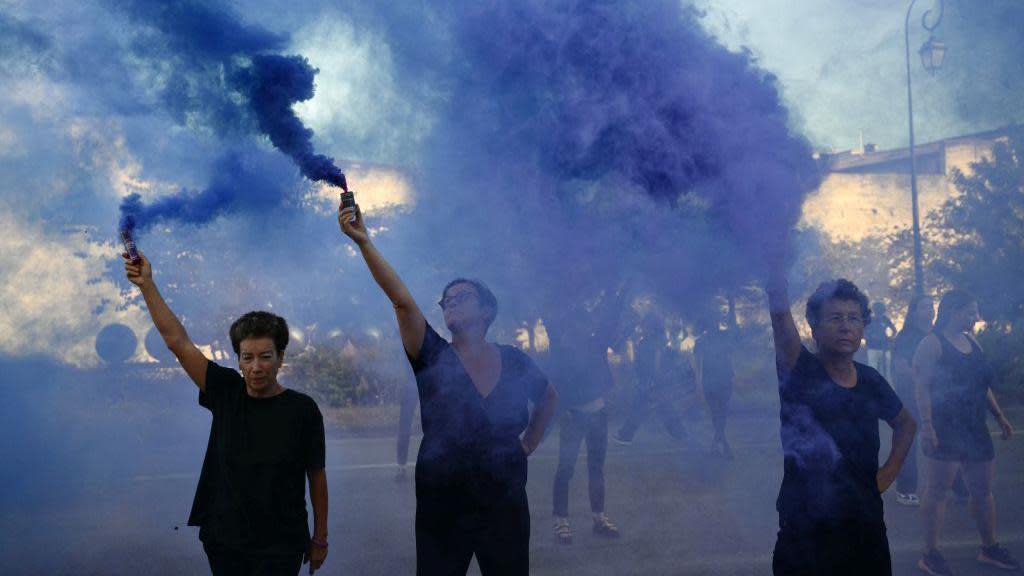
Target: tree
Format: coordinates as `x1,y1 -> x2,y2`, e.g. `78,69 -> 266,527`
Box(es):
927,127 -> 1024,393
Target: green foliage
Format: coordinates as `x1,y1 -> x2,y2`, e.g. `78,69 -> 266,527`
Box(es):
929,127 -> 1024,393
929,129 -> 1024,320
285,344 -> 405,408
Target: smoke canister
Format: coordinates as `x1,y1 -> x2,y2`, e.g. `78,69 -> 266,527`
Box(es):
340,190 -> 356,223
120,228 -> 141,264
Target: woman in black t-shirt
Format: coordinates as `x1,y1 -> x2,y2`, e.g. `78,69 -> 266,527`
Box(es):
914,290 -> 1018,573
125,254 -> 329,575
339,201 -> 558,576
766,275 -> 916,576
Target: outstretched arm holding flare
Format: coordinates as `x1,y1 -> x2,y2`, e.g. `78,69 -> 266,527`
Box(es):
124,250 -> 208,391
337,204 -> 426,361
765,270 -> 802,373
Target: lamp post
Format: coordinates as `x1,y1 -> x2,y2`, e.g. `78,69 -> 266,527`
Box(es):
905,0 -> 946,297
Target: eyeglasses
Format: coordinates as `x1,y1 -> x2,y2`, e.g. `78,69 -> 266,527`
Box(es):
439,291 -> 476,311
823,314 -> 864,327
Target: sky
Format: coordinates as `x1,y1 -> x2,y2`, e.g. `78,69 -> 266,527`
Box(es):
0,0 -> 1020,367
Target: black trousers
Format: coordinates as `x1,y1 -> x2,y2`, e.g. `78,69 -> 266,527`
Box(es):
203,542 -> 303,576
552,407 -> 608,516
772,518 -> 891,576
416,488 -> 530,576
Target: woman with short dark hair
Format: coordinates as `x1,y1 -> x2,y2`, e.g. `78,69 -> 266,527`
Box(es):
125,253 -> 329,576
767,274 -> 916,575
338,201 -> 558,576
914,290 -> 1018,574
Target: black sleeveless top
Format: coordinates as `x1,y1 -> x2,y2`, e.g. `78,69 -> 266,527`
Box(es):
928,333 -> 995,462
931,333 -> 991,427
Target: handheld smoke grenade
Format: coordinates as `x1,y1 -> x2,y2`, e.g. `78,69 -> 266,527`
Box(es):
120,227 -> 141,264
340,190 -> 356,224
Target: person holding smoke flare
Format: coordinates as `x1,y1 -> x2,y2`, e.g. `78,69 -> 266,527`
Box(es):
124,252 -> 328,576
338,201 -> 558,575
767,273 -> 916,575
914,290 -> 1019,574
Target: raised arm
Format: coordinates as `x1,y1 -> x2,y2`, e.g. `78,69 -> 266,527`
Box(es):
912,334 -> 942,454
338,204 -> 426,360
766,272 -> 801,371
124,251 -> 209,391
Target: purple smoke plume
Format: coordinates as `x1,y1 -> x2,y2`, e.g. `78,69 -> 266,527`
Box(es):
234,54 -> 347,190
115,0 -> 346,235
119,150 -> 293,234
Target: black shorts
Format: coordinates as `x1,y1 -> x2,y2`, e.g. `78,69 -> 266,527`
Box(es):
927,411 -> 994,463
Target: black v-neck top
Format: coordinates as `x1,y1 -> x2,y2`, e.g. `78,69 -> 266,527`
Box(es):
409,322 -> 549,503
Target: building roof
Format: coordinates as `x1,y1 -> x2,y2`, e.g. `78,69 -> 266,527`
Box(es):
818,126 -> 1014,175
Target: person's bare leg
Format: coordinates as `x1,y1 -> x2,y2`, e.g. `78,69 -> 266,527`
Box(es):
922,459 -> 958,551
963,461 -> 997,547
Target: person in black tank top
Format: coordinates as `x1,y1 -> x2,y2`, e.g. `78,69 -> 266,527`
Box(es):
913,290 -> 1018,574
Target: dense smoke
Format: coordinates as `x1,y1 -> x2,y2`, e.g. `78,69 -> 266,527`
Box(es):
115,0 -> 346,234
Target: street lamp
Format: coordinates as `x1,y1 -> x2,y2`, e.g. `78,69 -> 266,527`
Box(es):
919,36 -> 947,73
905,0 -> 945,297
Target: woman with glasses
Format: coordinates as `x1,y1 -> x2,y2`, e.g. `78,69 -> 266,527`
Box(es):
338,202 -> 558,576
914,290 -> 1018,575
767,276 -> 916,575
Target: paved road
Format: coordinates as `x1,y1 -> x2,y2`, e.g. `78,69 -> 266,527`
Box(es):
2,404 -> 1022,575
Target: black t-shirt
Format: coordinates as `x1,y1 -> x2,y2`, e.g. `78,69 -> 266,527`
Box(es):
188,361 -> 326,554
776,347 -> 903,527
546,333 -> 612,409
410,323 -> 548,505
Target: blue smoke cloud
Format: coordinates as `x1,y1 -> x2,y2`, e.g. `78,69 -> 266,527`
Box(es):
234,54 -> 347,189
114,0 -> 347,234
32,0 -> 824,345
374,0 -> 819,325
119,148 -> 298,233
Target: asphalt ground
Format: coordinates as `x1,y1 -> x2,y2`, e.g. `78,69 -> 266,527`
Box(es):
2,404 -> 1022,575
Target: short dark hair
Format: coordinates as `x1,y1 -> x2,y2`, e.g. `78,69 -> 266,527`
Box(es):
934,289 -> 976,331
229,311 -> 289,355
443,278 -> 498,328
805,279 -> 872,329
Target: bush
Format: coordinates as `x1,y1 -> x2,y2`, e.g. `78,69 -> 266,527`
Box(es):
285,344 -> 406,408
